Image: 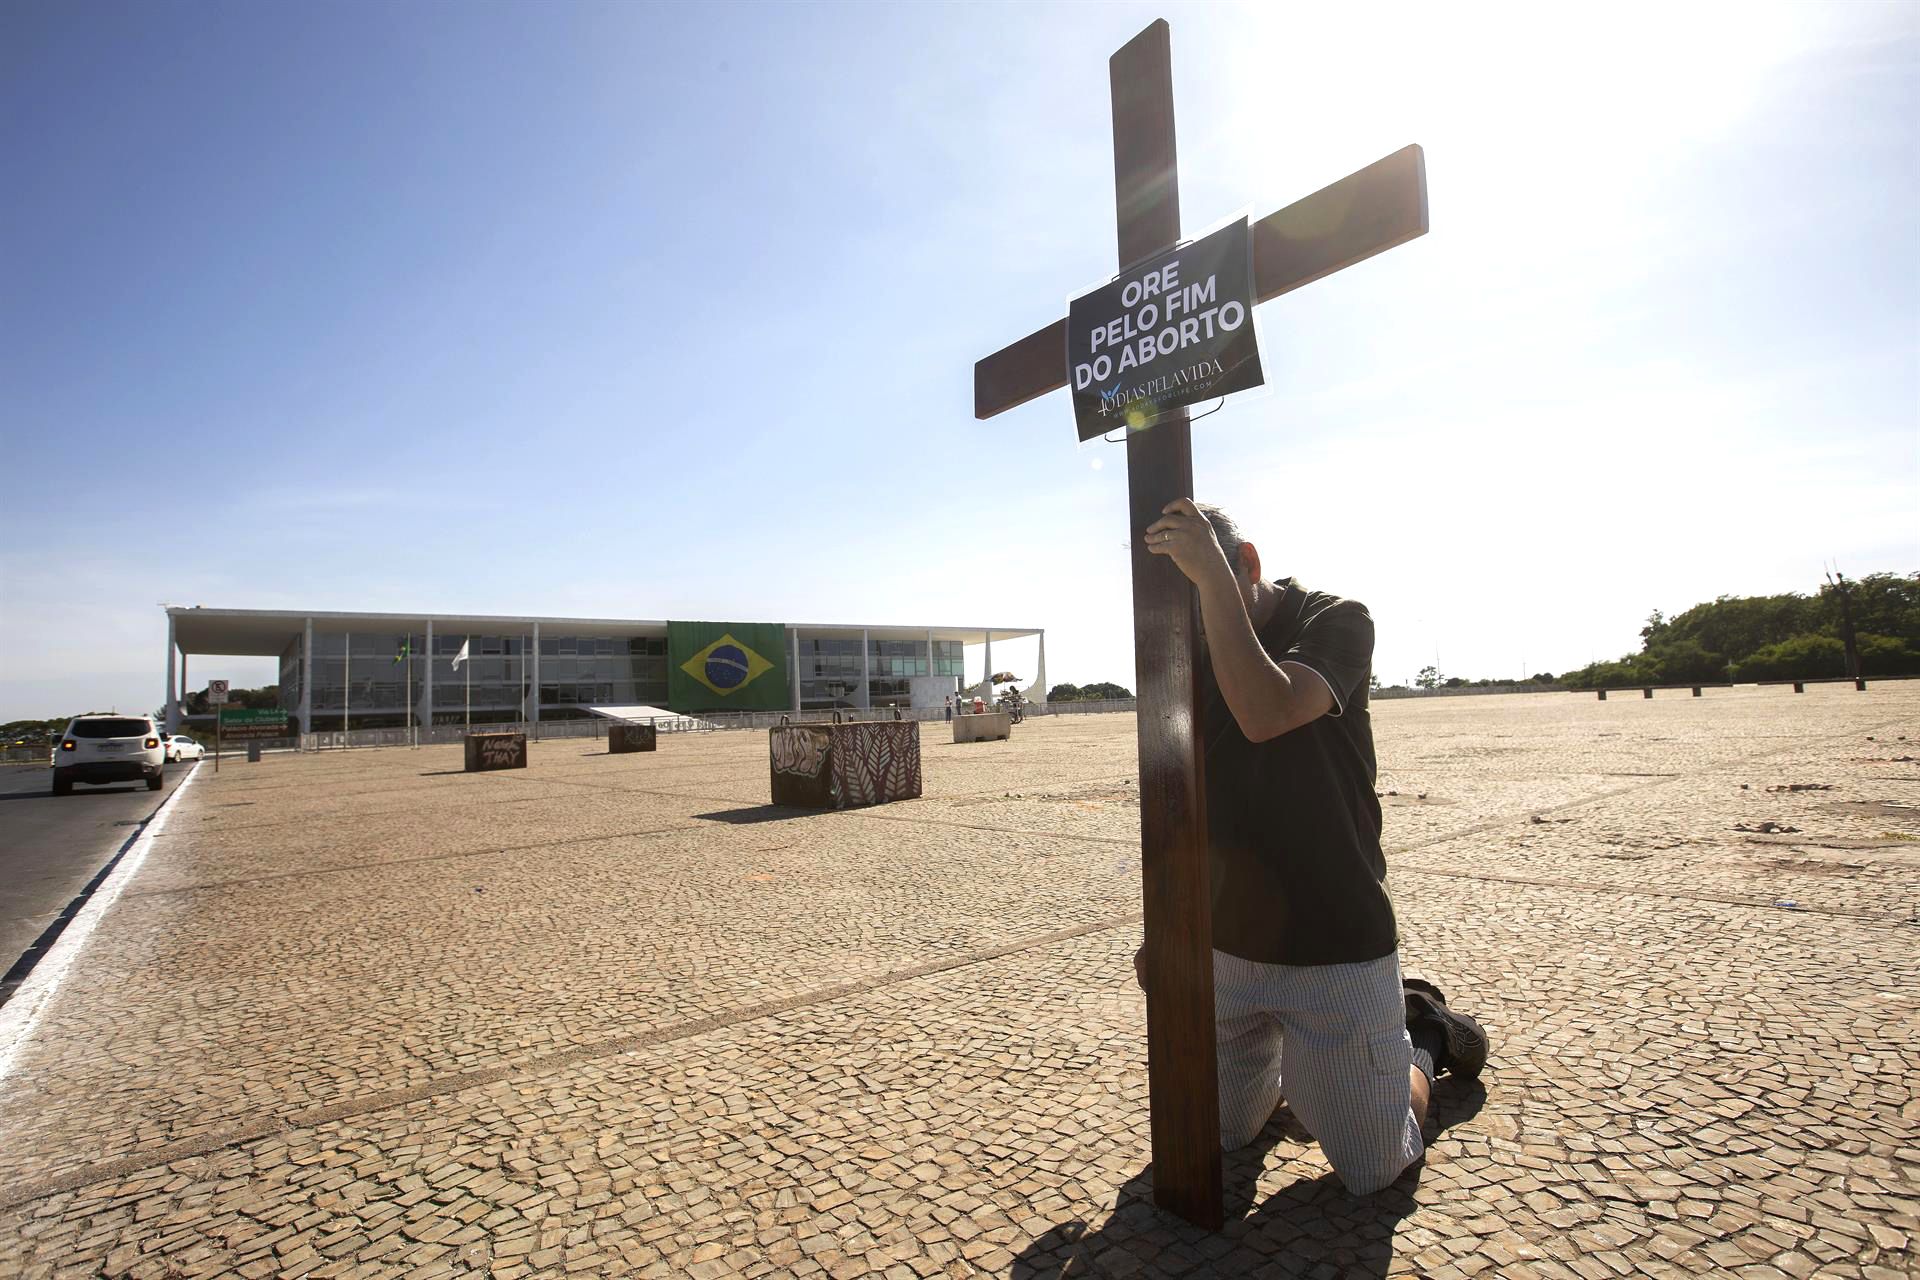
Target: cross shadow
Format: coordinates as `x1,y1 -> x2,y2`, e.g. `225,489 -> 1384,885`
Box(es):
692,804 -> 814,825
1010,1080 -> 1486,1279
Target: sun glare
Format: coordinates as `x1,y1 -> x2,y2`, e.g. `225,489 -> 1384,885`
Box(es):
1216,1 -> 1809,209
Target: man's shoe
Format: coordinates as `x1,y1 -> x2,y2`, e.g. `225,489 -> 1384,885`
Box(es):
1404,977 -> 1488,1082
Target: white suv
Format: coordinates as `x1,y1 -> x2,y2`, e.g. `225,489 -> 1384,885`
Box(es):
52,714 -> 166,795
164,734 -> 206,762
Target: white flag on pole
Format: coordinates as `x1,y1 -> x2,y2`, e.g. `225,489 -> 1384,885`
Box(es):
452,639 -> 470,670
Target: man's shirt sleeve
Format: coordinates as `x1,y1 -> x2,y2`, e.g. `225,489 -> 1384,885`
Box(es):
1281,599 -> 1374,717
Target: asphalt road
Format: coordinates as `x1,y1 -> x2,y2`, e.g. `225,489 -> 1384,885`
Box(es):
0,758 -> 197,1000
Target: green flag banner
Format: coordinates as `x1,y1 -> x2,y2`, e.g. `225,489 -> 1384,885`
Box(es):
667,622 -> 790,712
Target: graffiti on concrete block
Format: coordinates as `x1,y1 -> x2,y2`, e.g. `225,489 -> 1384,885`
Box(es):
610,723 -> 657,754
832,720 -> 922,808
770,725 -> 833,808
465,732 -> 528,772
772,726 -> 829,777
770,721 -> 921,810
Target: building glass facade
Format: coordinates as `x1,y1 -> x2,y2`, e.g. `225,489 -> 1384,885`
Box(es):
235,616 -> 1021,731
534,634 -> 669,710
277,630 -> 675,728
795,637 -> 964,710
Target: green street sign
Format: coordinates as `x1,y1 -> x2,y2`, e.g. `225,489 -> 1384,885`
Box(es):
219,709 -> 288,726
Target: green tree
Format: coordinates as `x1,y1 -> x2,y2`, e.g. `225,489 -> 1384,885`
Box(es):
1563,571 -> 1917,687
1646,638 -> 1727,685
1857,633 -> 1920,675
1415,665 -> 1440,690
1047,682 -> 1082,702
1663,592 -> 1817,660
1733,634 -> 1847,681
1818,573 -> 1920,646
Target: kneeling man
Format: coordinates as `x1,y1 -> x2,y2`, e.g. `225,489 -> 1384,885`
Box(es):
1139,499 -> 1487,1195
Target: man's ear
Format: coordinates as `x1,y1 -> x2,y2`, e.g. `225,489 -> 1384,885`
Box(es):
1240,540 -> 1262,584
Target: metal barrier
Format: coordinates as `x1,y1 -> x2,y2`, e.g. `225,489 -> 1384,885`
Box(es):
301,721 -> 599,750
686,700 -> 1140,730
1038,698 -> 1138,715
288,699 -> 1147,751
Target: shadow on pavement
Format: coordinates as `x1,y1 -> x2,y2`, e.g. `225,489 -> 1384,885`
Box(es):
1010,1081 -> 1486,1279
0,785 -> 147,802
692,805 -> 814,825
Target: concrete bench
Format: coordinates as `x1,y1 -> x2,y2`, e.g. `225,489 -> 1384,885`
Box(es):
954,711 -> 1013,742
1757,677 -> 1870,693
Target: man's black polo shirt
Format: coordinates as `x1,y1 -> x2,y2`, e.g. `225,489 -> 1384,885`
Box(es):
1202,578 -> 1395,967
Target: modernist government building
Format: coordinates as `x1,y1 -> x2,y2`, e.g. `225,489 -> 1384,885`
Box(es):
163,608 -> 1046,732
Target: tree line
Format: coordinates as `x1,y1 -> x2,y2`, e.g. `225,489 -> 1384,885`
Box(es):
2,685 -> 281,745
1560,571 -> 1918,689
1046,681 -> 1135,702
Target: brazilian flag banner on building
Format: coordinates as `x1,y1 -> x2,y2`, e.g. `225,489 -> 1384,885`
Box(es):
667,622 -> 790,712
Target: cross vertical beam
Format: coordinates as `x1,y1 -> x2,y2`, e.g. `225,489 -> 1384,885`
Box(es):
973,15 -> 1427,1235
1111,18 -> 1221,1230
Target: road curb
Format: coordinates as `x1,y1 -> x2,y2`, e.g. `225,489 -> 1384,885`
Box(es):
0,762 -> 204,1080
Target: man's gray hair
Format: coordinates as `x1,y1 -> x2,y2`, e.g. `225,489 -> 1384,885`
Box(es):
1195,503 -> 1250,579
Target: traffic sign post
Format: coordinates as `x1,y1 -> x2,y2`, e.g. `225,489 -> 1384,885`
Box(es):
218,709 -> 288,738
208,682 -> 231,770
217,709 -> 288,771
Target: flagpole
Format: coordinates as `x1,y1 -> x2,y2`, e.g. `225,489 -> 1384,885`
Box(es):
406,634 -> 413,747
465,635 -> 471,732
344,631 -> 350,738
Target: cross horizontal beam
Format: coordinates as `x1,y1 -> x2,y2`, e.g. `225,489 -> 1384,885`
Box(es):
973,143 -> 1428,421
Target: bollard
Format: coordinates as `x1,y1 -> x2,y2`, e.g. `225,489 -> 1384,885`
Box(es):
1597,689 -> 1607,701
1792,682 -> 1804,694
1642,688 -> 1653,699
1692,687 -> 1702,697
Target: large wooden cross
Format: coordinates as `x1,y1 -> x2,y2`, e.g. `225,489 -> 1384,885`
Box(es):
974,19 -> 1427,1228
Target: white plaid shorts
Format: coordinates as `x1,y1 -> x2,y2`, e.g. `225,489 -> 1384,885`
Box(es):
1215,947 -> 1429,1195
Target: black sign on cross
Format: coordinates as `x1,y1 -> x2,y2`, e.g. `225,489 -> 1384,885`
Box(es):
973,20 -> 1427,1229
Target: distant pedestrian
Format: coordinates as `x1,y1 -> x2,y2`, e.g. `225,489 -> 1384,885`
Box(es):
944,695 -> 954,721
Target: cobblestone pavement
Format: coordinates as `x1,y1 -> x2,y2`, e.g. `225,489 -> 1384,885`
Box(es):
0,686 -> 1914,1278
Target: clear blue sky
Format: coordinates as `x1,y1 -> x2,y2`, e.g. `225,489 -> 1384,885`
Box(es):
2,0 -> 1915,719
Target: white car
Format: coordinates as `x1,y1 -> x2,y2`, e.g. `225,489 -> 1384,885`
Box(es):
52,714 -> 166,795
164,734 -> 206,762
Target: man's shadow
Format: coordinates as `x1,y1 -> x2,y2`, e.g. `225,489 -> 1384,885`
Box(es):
1011,1080 -> 1486,1279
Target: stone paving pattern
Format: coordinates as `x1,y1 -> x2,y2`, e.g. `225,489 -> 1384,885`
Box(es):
0,685 -> 1915,1278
